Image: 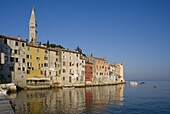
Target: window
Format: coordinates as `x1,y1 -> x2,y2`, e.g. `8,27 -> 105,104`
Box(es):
41,71 -> 43,75
44,57 -> 48,60
30,62 -> 32,67
41,64 -> 43,67
23,67 -> 25,71
4,39 -> 7,44
45,50 -> 48,53
14,50 -> 18,54
10,49 -> 12,53
56,71 -> 58,76
10,57 -> 14,62
27,62 -> 32,67
76,77 -> 78,81
22,43 -> 25,47
63,69 -> 66,73
15,42 -> 18,46
63,77 -> 65,81
56,58 -> 58,61
30,55 -> 32,59
45,71 -> 46,76
23,59 -> 25,63
69,77 -> 71,82
37,48 -> 39,52
36,57 -> 40,60
27,47 -> 30,51
44,63 -> 48,67
15,58 -> 18,62
10,66 -> 14,71
18,67 -> 21,70
27,70 -> 30,74
26,55 -> 29,59
56,51 -> 58,55
63,62 -> 65,66
70,62 -> 72,66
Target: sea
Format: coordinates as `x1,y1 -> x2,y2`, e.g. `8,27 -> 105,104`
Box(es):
0,81 -> 170,114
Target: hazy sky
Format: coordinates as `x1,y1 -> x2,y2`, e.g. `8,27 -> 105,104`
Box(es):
0,0 -> 170,80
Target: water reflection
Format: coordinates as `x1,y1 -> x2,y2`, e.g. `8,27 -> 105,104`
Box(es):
10,84 -> 124,114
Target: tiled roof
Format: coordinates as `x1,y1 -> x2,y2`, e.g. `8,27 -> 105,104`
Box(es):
0,34 -> 26,42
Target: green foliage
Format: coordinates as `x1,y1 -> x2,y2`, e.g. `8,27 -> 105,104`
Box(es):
42,41 -> 65,49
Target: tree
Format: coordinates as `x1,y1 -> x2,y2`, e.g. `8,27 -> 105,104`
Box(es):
50,44 -> 57,48
75,46 -> 82,54
47,40 -> 50,47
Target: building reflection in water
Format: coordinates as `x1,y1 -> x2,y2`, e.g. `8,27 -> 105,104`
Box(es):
12,84 -> 124,114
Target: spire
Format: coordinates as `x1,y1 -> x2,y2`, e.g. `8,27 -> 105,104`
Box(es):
30,7 -> 36,24
29,6 -> 38,46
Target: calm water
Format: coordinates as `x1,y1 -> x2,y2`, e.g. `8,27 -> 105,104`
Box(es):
1,81 -> 170,114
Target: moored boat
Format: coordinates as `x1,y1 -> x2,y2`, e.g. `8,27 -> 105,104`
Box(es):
129,81 -> 138,86
0,88 -> 8,94
62,86 -> 75,90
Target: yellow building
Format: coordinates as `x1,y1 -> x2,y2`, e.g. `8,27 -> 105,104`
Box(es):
26,45 -> 45,78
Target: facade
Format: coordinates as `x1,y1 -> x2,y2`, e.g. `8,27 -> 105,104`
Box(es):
114,64 -> 125,83
85,62 -> 93,84
88,56 -> 109,85
0,35 -> 26,88
26,45 -> 45,79
44,48 -> 61,86
59,50 -> 85,87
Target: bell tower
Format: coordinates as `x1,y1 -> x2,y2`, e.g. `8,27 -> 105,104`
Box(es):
29,7 -> 38,45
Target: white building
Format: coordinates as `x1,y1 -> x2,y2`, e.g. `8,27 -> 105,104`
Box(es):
0,35 -> 26,88
58,49 -> 85,87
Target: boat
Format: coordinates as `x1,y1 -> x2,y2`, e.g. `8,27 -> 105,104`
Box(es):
62,86 -> 75,90
129,81 -> 138,86
140,82 -> 145,85
0,88 -> 8,94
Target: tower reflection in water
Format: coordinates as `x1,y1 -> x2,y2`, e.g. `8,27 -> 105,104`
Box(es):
12,84 -> 124,114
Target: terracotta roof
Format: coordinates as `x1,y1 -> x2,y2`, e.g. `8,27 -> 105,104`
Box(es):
0,34 -> 26,42
90,56 -> 108,61
62,49 -> 78,54
27,44 -> 61,51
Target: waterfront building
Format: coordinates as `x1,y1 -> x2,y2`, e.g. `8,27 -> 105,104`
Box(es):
108,64 -> 117,84
88,55 -> 109,85
44,48 -> 61,86
0,35 -> 26,88
114,64 -> 125,83
59,49 -> 85,87
85,61 -> 93,85
26,45 -> 45,79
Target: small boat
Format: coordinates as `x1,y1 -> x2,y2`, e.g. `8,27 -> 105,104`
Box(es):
62,86 -> 75,90
129,81 -> 138,86
0,88 -> 8,94
140,82 -> 145,85
153,86 -> 157,88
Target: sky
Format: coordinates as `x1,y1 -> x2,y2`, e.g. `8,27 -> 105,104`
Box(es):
0,0 -> 170,81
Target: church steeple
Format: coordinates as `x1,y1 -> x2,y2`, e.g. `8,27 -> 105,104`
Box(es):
29,6 -> 38,46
